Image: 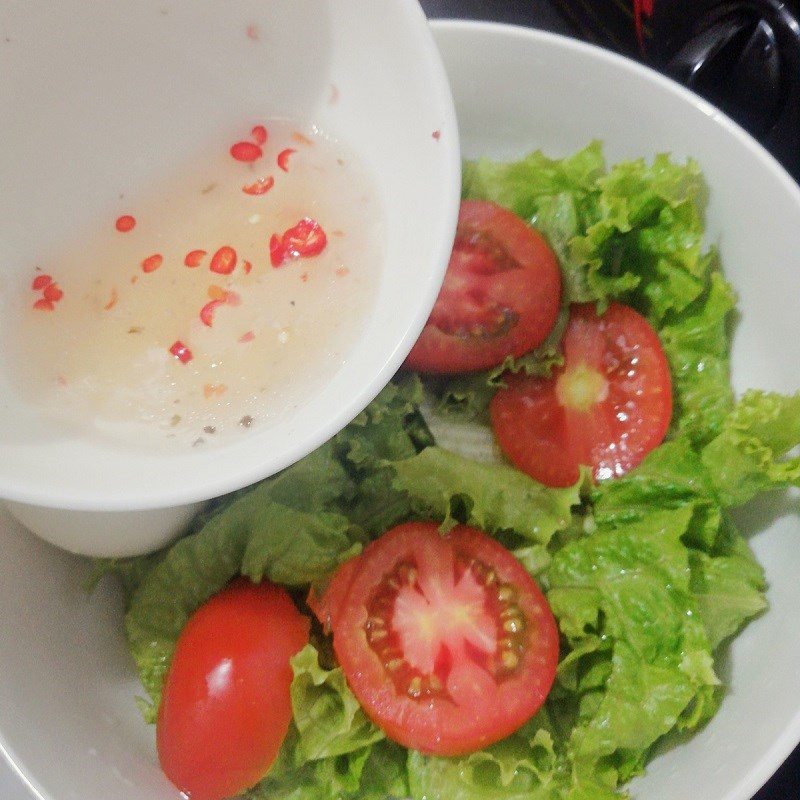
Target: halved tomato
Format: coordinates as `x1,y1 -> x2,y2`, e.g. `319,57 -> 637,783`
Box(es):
490,301 -> 672,487
330,521 -> 559,756
405,200 -> 561,374
157,579 -> 309,800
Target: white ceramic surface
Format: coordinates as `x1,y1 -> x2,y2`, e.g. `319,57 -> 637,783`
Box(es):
0,0 -> 460,542
2,18 -> 800,800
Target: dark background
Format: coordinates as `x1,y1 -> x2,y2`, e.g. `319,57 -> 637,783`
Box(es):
419,2 -> 799,799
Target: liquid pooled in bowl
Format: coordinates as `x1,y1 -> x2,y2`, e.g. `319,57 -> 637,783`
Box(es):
10,121 -> 383,449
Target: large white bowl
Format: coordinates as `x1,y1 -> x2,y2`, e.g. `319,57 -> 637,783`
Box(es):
2,18 -> 800,800
0,0 -> 460,555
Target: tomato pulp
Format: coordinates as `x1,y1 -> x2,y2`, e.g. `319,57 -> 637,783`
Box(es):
406,200 -> 561,374
328,522 -> 559,756
490,301 -> 672,487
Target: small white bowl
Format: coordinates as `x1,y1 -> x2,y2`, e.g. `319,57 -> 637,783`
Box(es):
1,18 -> 800,800
0,0 -> 460,556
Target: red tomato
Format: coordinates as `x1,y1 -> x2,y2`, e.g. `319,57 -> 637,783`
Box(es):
330,522 -> 559,756
490,301 -> 672,487
157,579 -> 309,800
405,200 -> 561,374
307,555 -> 361,635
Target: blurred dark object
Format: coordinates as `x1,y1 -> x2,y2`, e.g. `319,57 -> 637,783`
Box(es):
552,0 -> 800,179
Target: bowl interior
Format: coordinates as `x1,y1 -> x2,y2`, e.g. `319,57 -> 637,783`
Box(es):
0,0 -> 460,512
2,19 -> 800,800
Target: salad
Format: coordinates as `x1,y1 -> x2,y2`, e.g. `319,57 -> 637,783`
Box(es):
93,142 -> 800,800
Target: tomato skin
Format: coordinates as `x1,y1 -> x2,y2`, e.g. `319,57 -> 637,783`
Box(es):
157,579 -> 309,800
331,522 -> 559,756
306,554 -> 362,634
490,302 -> 672,487
406,200 -> 561,374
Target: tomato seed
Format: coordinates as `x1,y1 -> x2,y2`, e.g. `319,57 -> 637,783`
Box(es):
496,585 -> 516,603
115,214 -> 136,232
209,246 -> 237,275
230,141 -> 263,162
31,274 -> 52,290
184,249 -> 207,267
142,254 -> 163,273
407,676 -> 423,699
501,650 -> 519,671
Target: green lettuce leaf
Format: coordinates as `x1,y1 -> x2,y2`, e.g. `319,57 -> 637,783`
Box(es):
249,737 -> 409,800
289,644 -> 384,761
701,389 -> 800,506
659,269 -> 736,445
392,446 -> 583,544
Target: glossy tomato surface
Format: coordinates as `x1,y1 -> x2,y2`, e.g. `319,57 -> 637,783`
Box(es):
157,579 -> 309,800
330,522 -> 559,756
490,301 -> 672,487
406,200 -> 561,374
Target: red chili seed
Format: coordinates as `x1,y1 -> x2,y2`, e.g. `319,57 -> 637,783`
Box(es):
184,249 -> 207,267
432,129 -> 441,140
33,298 -> 55,311
270,233 -> 287,267
251,125 -> 267,145
43,282 -> 64,302
282,217 -> 327,258
301,272 -> 309,283
209,246 -> 237,275
142,254 -> 163,273
115,215 -> 136,232
242,176 -> 274,196
243,260 -> 253,275
239,330 -> 255,343
169,340 -> 193,363
230,141 -> 263,162
200,299 -> 224,327
291,131 -> 314,146
277,148 -> 296,172
32,274 -> 52,290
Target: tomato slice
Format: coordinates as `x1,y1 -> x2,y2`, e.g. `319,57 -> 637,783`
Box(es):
157,579 -> 309,800
330,522 -> 559,756
405,200 -> 561,374
490,301 -> 672,487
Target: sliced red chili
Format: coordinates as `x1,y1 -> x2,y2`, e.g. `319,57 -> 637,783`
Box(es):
169,340 -> 193,364
282,218 -> 327,258
142,254 -> 163,273
43,283 -> 63,302
230,141 -> 263,163
277,148 -> 296,172
33,298 -> 55,311
242,177 -> 274,196
243,260 -> 253,275
251,125 -> 268,146
31,274 -> 52,291
184,250 -> 207,268
209,246 -> 237,275
270,234 -> 287,268
116,215 -> 136,232
200,299 -> 224,327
